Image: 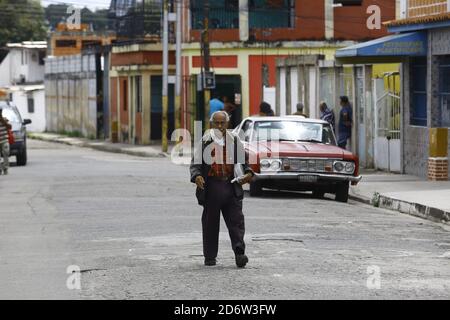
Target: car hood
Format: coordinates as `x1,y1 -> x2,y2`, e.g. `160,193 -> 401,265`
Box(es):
250,141 -> 347,159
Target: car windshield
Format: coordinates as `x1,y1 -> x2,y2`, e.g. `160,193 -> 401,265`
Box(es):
1,107 -> 21,124
252,121 -> 336,145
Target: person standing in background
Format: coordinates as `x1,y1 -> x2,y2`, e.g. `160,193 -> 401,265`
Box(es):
258,102 -> 274,116
209,95 -> 224,118
0,108 -> 11,175
319,101 -> 335,131
293,102 -> 308,117
337,96 -> 353,150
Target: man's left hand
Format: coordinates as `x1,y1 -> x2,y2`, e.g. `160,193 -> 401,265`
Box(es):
239,173 -> 253,185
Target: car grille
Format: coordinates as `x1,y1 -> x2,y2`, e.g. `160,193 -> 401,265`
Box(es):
282,158 -> 334,173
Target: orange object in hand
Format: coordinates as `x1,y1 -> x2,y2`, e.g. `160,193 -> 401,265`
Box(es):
7,129 -> 14,145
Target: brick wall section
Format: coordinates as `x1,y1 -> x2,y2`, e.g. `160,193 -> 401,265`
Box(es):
428,158 -> 448,180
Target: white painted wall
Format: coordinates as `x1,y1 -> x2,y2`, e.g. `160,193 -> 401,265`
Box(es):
279,68 -> 286,115
309,66 -> 317,119
263,86 -> 276,110
12,89 -> 46,132
1,48 -> 44,85
290,67 -> 298,115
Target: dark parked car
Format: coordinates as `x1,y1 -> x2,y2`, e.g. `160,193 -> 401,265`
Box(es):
0,101 -> 31,166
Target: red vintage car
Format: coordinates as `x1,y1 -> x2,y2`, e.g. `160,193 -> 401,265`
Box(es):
233,116 -> 362,202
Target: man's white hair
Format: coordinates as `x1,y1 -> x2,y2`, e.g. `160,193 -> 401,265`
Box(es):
210,110 -> 230,122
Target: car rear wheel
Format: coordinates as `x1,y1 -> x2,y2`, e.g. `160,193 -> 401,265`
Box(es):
335,182 -> 349,203
249,180 -> 263,197
16,148 -> 27,166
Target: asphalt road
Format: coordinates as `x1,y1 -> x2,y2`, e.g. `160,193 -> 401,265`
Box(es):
0,140 -> 449,299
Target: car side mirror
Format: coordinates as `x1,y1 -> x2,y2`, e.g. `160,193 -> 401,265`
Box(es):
23,119 -> 32,125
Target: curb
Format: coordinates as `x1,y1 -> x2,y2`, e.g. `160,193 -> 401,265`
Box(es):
350,190 -> 450,225
28,134 -> 168,159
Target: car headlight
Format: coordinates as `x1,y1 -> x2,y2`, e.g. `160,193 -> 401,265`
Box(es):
333,161 -> 344,172
260,159 -> 281,171
270,160 -> 281,170
260,159 -> 271,170
345,162 -> 355,174
333,161 -> 355,174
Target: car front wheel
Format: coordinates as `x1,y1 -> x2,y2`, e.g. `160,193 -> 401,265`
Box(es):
249,180 -> 263,197
335,181 -> 349,203
16,147 -> 27,166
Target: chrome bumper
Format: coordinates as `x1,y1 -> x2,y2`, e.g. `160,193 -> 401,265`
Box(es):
255,172 -> 362,183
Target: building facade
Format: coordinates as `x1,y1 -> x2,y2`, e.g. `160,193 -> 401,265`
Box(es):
388,0 -> 450,180
180,0 -> 396,134
336,0 -> 450,179
0,41 -> 47,132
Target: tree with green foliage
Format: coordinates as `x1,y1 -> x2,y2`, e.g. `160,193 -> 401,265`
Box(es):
0,0 -> 47,48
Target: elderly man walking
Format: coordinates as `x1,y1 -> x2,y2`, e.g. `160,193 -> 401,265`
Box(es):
0,108 -> 11,175
190,111 -> 254,268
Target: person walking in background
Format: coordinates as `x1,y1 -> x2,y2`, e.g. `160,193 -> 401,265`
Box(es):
258,101 -> 274,116
337,96 -> 353,150
293,102 -> 308,117
319,101 -> 335,130
0,108 -> 11,175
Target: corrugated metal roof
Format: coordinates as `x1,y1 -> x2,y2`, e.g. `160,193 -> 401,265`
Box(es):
384,12 -> 450,27
5,85 -> 45,92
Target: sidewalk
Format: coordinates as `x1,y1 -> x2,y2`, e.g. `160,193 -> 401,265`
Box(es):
350,171 -> 450,225
28,132 -> 172,158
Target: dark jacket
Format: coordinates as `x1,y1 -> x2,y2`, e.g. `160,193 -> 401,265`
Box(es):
190,131 -> 254,206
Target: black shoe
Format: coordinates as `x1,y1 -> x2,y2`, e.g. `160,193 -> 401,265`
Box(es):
204,258 -> 216,266
235,254 -> 248,268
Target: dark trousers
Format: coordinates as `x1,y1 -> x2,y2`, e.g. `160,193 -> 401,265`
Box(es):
202,178 -> 246,259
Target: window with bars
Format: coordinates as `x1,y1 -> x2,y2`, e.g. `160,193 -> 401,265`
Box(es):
27,96 -> 35,113
191,0 -> 239,30
249,0 -> 294,28
410,57 -> 427,127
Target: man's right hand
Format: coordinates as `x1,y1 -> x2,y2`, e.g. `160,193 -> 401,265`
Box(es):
195,176 -> 205,190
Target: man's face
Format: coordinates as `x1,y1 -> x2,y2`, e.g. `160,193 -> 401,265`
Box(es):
319,104 -> 325,112
211,112 -> 228,136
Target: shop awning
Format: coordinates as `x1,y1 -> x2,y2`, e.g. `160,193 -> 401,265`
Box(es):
336,31 -> 427,61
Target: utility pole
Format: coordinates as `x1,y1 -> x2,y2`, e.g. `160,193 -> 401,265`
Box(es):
162,0 -> 169,152
175,0 -> 181,131
202,0 -> 211,129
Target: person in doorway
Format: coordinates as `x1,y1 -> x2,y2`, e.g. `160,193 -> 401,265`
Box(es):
319,101 -> 335,131
293,102 -> 308,117
209,95 -> 224,118
190,111 -> 254,268
0,108 -> 11,175
223,96 -> 238,127
337,96 -> 353,150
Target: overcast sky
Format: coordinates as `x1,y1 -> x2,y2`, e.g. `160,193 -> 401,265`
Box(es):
41,0 -> 111,11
